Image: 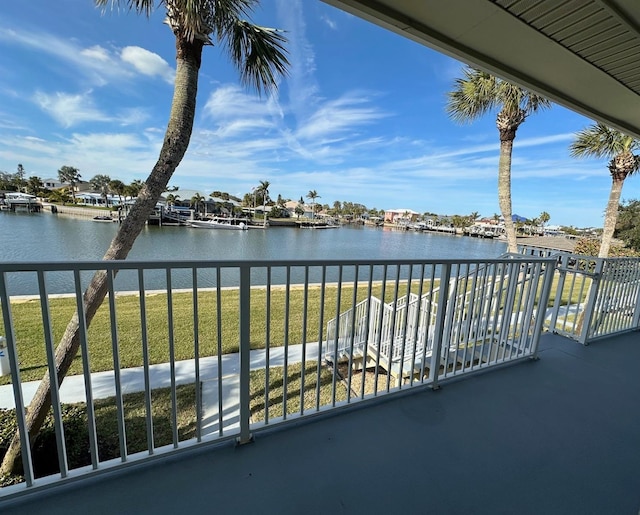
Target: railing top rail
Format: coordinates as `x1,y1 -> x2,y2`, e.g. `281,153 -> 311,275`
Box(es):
0,256 -> 558,273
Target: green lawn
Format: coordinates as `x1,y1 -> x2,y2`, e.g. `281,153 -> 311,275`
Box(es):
0,282 -> 434,384
0,360 -> 349,486
0,269 -> 580,385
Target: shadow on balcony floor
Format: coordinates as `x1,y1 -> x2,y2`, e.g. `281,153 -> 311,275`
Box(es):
3,332 -> 640,514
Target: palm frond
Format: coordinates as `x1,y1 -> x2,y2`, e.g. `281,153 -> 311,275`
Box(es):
446,68 -> 498,123
225,20 -> 289,95
570,123 -> 639,159
446,66 -> 551,124
95,0 -> 155,16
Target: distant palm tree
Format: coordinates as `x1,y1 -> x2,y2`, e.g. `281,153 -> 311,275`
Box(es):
539,211 -> 550,233
306,190 -> 320,221
127,179 -> 144,197
26,176 -> 43,196
165,193 -> 180,207
447,67 -> 551,252
259,180 -> 270,227
570,123 -> 640,257
0,1 -> 289,476
58,165 -> 82,202
109,179 -> 127,206
90,174 -> 112,206
191,193 -> 205,214
15,164 -> 26,192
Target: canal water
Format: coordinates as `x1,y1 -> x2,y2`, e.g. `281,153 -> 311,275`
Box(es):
0,211 -> 507,294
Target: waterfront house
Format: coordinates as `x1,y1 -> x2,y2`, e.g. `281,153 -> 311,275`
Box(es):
383,208 -> 420,224
41,178 -> 65,191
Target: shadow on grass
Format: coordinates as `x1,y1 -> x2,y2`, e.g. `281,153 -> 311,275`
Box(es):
249,361 -> 348,421
0,383 -> 197,486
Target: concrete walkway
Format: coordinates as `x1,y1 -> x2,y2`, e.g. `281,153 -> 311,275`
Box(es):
0,343 -> 323,436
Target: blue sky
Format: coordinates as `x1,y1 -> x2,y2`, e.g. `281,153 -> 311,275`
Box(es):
0,0 -> 635,227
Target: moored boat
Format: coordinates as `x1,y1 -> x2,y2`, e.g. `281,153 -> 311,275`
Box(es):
188,219 -> 248,230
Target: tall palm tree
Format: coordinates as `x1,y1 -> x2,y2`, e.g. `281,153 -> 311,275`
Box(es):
0,0 -> 289,475
306,190 -> 320,221
539,211 -> 550,233
259,180 -> 270,227
570,123 -> 640,257
191,192 -> 205,214
26,176 -> 43,196
15,164 -> 26,192
446,67 -> 551,253
57,165 -> 82,203
109,179 -> 127,206
165,193 -> 180,207
127,179 -> 144,197
90,174 -> 112,206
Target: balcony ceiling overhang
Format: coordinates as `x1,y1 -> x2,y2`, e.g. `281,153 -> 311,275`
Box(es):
321,0 -> 640,138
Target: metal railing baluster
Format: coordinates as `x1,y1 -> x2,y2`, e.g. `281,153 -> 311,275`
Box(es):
137,269 -> 154,454
106,270 -> 127,460
193,268 -> 202,442
315,266 -> 326,411
0,273 -> 34,486
282,266 -> 291,419
265,267 -> 272,423
237,264 -> 252,444
165,268 -> 178,448
71,269 -> 99,469
214,267 -> 222,436
300,266 -> 309,414
38,271 -> 68,477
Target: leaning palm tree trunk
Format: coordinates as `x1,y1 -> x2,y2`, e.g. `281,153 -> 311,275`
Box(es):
574,174 -> 625,334
498,138 -> 518,253
598,175 -> 625,258
0,37 -> 204,476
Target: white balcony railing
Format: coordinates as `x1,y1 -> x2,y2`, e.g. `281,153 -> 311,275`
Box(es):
0,255 -> 558,499
529,251 -> 640,344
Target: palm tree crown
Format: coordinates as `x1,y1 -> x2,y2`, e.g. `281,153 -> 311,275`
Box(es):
570,123 -> 640,257
97,0 -> 288,94
306,189 -> 320,220
446,67 -> 551,252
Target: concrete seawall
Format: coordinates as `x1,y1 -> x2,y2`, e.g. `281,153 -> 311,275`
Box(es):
42,203 -> 114,220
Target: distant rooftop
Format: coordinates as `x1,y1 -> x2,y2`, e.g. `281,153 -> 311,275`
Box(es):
517,235 -> 578,253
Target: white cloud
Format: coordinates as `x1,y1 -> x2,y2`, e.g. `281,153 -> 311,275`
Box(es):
296,92 -> 389,140
34,91 -> 111,127
33,91 -> 150,128
81,45 -> 113,63
121,46 -> 175,84
321,16 -> 337,30
0,26 -> 174,88
276,0 -> 319,120
204,85 -> 275,120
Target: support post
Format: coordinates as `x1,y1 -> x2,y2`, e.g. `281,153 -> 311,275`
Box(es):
430,263 -> 452,390
237,265 -> 253,445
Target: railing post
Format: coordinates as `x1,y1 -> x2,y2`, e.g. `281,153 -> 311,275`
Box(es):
579,259 -> 604,345
237,264 -> 253,445
0,273 -> 35,486
631,260 -> 640,330
530,259 -> 556,359
430,263 -> 451,390
548,255 -> 567,332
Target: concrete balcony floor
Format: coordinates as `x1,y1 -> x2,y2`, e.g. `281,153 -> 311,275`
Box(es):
3,331 -> 640,514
